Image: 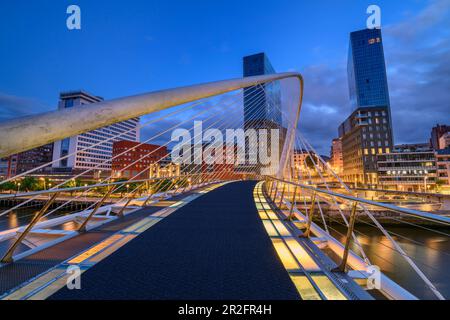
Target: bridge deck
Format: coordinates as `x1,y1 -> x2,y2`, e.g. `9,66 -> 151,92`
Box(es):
49,181 -> 300,300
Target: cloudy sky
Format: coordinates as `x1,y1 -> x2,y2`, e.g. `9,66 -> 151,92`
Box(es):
0,0 -> 448,155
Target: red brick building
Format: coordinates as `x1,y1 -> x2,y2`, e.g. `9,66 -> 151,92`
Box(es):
112,141 -> 168,180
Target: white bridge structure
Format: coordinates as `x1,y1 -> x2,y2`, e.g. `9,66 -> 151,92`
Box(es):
0,73 -> 448,300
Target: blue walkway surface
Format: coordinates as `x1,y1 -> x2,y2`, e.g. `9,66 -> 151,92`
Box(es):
50,181 -> 300,300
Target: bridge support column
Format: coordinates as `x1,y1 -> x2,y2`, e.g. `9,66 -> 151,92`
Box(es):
278,183 -> 287,208
1,192 -> 59,263
117,185 -> 143,217
286,186 -> 298,221
301,192 -> 316,238
78,186 -> 116,233
270,182 -> 278,202
333,201 -> 358,273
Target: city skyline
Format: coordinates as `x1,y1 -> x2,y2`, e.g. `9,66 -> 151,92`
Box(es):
0,0 -> 449,155
0,1 -> 449,303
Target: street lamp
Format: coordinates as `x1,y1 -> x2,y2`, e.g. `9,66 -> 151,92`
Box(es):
17,182 -> 21,194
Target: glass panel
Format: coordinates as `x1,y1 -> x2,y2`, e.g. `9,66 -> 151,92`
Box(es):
272,221 -> 291,237
312,275 -> 347,300
258,210 -> 268,220
262,220 -> 278,237
290,275 -> 322,300
285,239 -> 321,271
272,239 -> 299,270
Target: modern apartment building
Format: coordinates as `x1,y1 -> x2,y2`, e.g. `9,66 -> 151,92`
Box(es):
52,91 -> 139,177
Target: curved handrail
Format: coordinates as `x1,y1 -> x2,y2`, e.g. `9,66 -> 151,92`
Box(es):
0,72 -> 303,158
267,176 -> 450,225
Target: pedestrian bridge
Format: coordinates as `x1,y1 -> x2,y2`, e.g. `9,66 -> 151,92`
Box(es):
0,73 -> 448,300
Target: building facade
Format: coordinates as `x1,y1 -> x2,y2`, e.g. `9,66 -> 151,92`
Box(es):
436,148 -> 450,190
0,144 -> 53,179
438,132 -> 450,150
52,91 -> 140,177
377,144 -> 437,192
243,53 -> 282,126
339,107 -> 393,186
330,138 -> 343,174
112,141 -> 168,180
430,124 -> 450,150
340,28 -> 394,186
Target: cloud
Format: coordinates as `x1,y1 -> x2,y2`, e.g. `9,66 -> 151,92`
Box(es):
300,0 -> 450,155
0,93 -> 51,122
385,0 -> 450,42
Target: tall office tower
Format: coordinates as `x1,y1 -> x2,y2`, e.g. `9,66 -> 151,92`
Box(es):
339,28 -> 394,186
243,53 -> 282,127
52,91 -> 140,177
243,53 -> 285,174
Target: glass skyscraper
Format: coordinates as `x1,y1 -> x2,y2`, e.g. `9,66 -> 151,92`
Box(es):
339,28 -> 394,186
348,28 -> 390,111
243,53 -> 282,127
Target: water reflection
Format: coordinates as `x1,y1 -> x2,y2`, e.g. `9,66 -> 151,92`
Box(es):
329,224 -> 450,300
0,207 -> 72,231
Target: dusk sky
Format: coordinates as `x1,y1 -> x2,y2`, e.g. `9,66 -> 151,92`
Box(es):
0,0 -> 449,154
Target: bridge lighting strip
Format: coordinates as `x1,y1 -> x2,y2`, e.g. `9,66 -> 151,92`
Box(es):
253,182 -> 347,300
1,183 -> 227,300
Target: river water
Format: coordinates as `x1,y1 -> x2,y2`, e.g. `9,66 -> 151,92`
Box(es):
329,223 -> 450,300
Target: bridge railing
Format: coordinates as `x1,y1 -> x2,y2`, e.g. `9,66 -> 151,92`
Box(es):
263,176 -> 448,300
0,171 -> 239,264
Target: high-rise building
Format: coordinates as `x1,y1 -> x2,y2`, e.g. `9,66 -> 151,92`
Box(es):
348,28 -> 390,111
243,53 -> 282,127
430,124 -> 450,150
339,28 -> 394,186
242,53 -> 285,174
52,91 -> 140,177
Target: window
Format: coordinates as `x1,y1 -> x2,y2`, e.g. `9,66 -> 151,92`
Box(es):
65,99 -> 74,108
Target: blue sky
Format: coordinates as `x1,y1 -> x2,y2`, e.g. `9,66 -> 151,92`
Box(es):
0,0 -> 449,154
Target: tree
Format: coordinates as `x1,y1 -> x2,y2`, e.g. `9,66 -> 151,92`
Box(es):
21,177 -> 39,191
